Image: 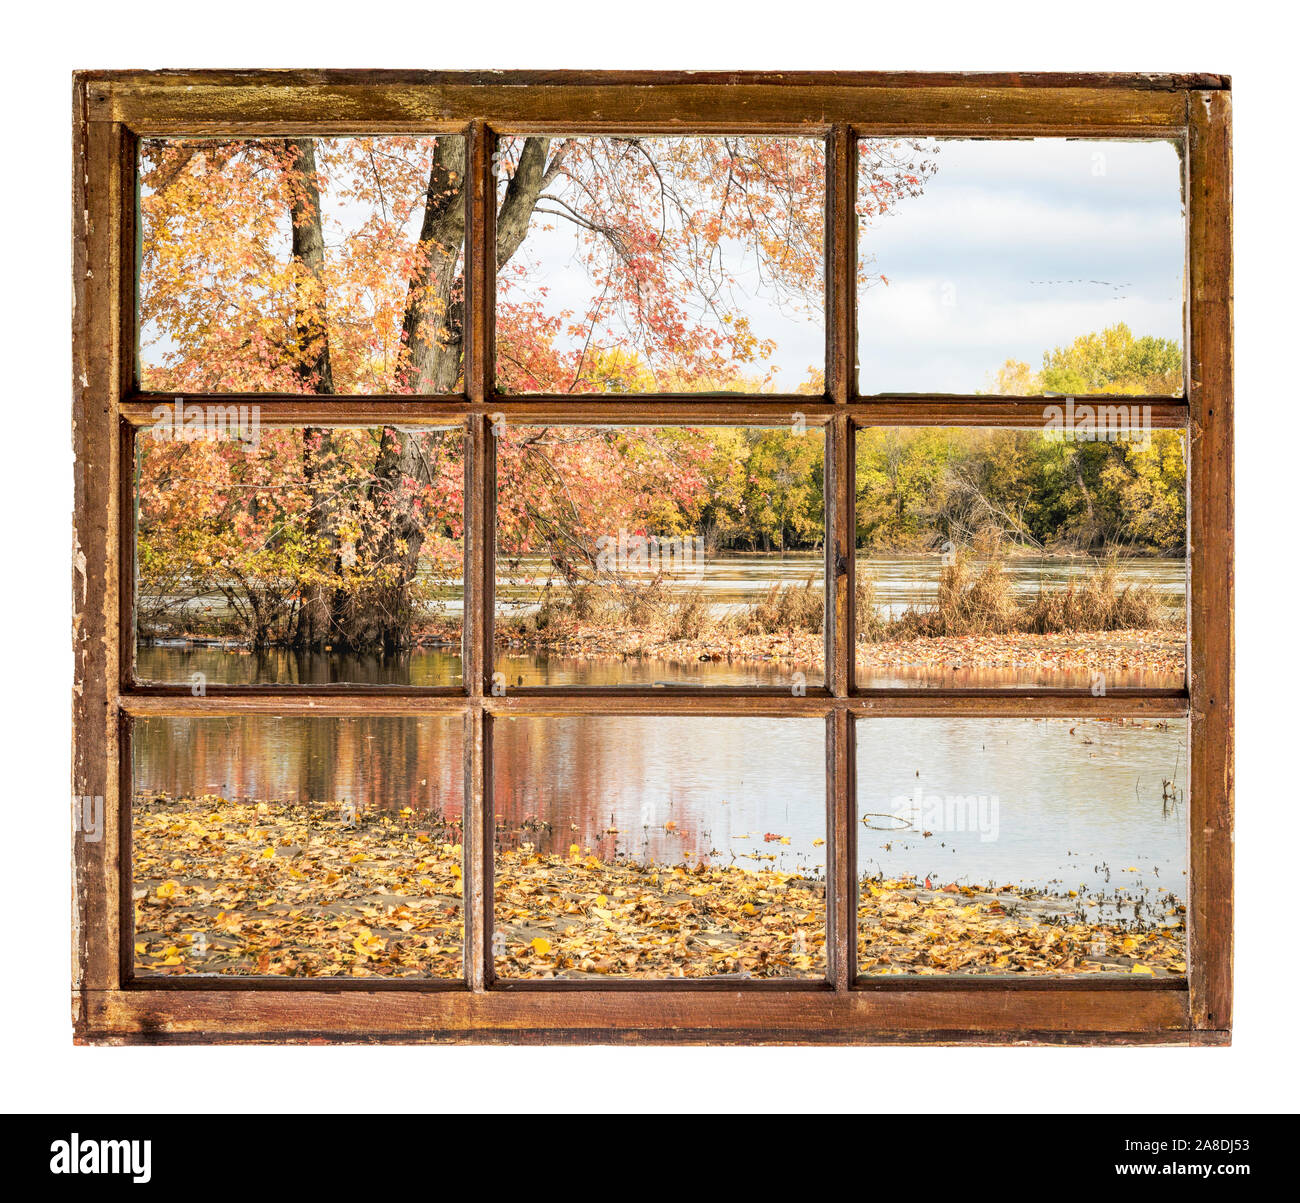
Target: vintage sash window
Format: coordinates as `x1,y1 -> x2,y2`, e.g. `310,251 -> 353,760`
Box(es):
72,71 -> 1232,1044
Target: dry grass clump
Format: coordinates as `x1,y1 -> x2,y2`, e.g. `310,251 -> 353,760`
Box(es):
742,577 -> 824,635
872,538 -> 1173,642
890,538 -> 1017,639
666,589 -> 714,641
1021,552 -> 1168,634
856,565 -> 889,642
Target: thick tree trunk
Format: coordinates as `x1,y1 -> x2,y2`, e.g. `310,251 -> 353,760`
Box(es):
397,136 -> 469,394
356,137 -> 561,649
272,135 -> 563,650
349,428 -> 447,651
285,138 -> 334,394
283,137 -> 341,649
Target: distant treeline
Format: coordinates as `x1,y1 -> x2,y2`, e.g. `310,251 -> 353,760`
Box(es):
696,424 -> 1184,556
703,324 -> 1185,556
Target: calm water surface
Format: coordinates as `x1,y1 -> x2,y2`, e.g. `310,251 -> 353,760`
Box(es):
139,551 -> 1184,688
133,715 -> 1186,911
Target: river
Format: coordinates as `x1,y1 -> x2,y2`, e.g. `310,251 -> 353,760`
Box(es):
133,713 -> 1187,921
137,551 -> 1185,688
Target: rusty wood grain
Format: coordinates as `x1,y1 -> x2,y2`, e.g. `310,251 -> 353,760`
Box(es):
118,396 -> 1190,429
1186,90 -> 1234,1033
72,87 -> 126,1008
77,982 -> 1190,1044
118,691 -> 1188,718
83,74 -> 1204,136
76,69 -> 1228,1044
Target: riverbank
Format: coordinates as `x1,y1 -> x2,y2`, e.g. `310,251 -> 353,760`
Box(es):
132,794 -> 1183,980
856,627 -> 1186,684
495,623 -> 1185,684
495,623 -> 824,670
858,877 -> 1185,976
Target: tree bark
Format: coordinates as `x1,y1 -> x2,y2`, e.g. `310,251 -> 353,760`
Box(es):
284,138 -> 334,394
358,137 -> 561,648
283,138 -> 341,649
397,136 -> 469,393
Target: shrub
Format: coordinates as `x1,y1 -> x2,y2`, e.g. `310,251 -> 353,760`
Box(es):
856,564 -> 888,642
1021,550 -> 1167,633
666,589 -> 713,641
748,577 -> 824,634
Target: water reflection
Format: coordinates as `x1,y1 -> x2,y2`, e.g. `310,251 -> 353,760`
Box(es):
492,716 -> 827,979
133,715 -> 465,820
139,551 -> 1184,690
495,716 -> 825,871
856,717 -> 1186,902
136,644 -> 463,688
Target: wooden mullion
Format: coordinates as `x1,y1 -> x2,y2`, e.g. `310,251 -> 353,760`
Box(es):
118,420 -> 136,692
119,691 -> 1187,719
73,92 -> 128,1001
485,391 -> 826,407
86,75 -> 1199,133
1186,90 -> 1234,1033
852,399 -> 1188,426
118,397 -> 1189,428
833,415 -> 855,697
462,119 -> 496,992
827,709 -> 856,991
121,398 -> 471,426
463,709 -> 488,991
826,237 -> 857,986
827,126 -> 852,405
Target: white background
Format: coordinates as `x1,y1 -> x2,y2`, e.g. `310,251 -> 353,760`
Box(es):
0,0 -> 1290,1114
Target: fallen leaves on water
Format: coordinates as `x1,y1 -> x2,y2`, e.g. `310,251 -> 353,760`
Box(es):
493,844 -> 826,979
134,793 -> 1185,982
857,876 -> 1185,977
133,793 -> 464,978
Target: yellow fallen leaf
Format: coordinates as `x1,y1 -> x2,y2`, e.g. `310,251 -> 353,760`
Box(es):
530,937 -> 551,956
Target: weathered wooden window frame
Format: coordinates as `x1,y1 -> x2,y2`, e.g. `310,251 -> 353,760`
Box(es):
72,70 -> 1233,1045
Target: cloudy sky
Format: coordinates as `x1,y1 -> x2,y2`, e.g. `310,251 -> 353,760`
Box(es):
499,137 -> 826,392
856,138 -> 1185,393
143,136 -> 1185,397
509,136 -> 1184,394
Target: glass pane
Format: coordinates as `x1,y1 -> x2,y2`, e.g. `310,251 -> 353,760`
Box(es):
493,717 -> 826,979
139,136 -> 464,393
495,423 -> 825,688
494,136 -> 825,393
856,138 -> 1184,395
856,717 -> 1187,977
855,426 -> 1186,689
132,716 -> 464,978
135,423 -> 464,686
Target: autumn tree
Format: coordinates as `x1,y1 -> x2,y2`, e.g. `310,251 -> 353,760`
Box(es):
138,135 -> 936,648
985,323 -> 1185,550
